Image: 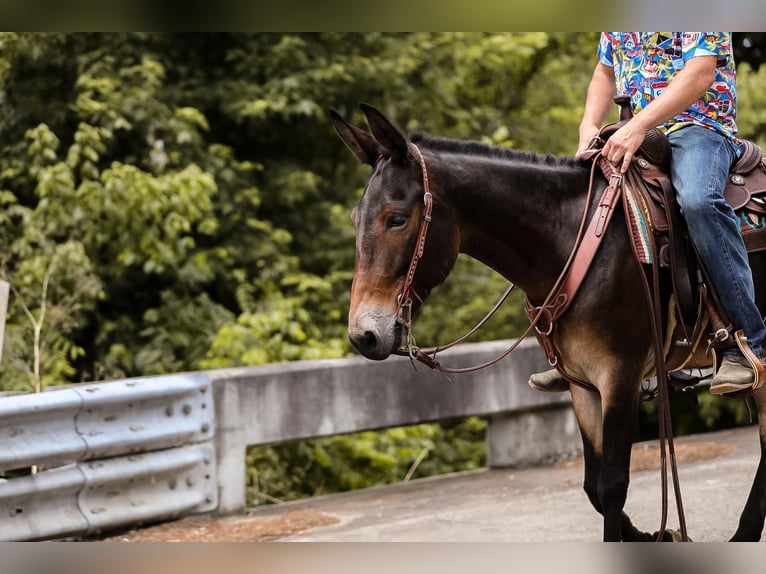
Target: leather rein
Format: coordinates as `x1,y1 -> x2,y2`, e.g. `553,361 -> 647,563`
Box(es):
392,142 -> 603,376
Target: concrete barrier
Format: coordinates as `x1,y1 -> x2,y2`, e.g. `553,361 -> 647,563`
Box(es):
209,338 -> 581,514
0,338 -> 582,538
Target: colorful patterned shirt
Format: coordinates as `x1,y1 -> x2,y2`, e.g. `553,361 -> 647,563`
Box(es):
598,32 -> 740,147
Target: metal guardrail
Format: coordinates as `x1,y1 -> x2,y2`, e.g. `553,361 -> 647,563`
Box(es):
0,444 -> 217,540
0,373 -> 213,472
0,374 -> 217,540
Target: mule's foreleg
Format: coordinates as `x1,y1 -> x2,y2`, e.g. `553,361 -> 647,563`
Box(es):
571,386 -> 603,510
599,395 -> 641,541
572,384 -> 653,541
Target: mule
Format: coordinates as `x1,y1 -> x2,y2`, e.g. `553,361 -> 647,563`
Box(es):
330,103 -> 766,541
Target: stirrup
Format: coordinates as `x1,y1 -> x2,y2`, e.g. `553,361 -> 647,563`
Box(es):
710,330 -> 765,397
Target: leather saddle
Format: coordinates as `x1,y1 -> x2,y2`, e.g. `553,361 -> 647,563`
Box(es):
595,97 -> 766,381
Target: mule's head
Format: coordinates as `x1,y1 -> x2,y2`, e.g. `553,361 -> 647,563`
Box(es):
330,104 -> 459,360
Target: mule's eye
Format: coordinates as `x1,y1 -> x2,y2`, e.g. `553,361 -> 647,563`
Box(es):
386,214 -> 407,228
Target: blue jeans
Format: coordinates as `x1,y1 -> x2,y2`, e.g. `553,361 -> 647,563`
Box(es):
668,125 -> 765,356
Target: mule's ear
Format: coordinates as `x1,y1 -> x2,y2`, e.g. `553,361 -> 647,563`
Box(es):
360,103 -> 409,163
329,109 -> 379,166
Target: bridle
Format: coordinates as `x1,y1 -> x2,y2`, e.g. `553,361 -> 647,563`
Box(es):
394,143 -> 434,360
389,143 -> 639,384
390,142 -> 594,376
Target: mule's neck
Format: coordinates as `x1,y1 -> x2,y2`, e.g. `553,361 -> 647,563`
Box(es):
425,148 -> 593,302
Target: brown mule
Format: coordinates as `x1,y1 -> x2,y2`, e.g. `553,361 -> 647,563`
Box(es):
330,104 -> 766,541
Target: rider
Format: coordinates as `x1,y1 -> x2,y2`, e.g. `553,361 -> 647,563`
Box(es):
528,32 -> 766,396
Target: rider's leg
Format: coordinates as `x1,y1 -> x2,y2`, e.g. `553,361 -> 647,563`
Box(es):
528,368 -> 570,392
668,125 -> 765,394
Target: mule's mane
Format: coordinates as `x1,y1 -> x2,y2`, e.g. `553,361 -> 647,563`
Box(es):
410,132 -> 585,169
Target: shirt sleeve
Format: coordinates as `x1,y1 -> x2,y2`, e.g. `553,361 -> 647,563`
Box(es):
681,32 -> 730,60
597,32 -> 614,67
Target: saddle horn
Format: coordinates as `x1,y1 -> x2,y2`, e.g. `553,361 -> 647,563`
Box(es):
598,95 -> 672,170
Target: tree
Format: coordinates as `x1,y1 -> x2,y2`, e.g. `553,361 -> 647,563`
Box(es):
0,33 -> 604,387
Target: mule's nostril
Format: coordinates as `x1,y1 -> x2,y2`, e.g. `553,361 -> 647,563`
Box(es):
360,330 -> 378,351
349,329 -> 379,355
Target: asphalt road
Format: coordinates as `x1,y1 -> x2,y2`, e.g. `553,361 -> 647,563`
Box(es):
245,425 -> 763,542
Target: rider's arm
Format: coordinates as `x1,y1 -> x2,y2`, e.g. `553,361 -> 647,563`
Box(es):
577,62 -> 617,157
603,55 -> 717,173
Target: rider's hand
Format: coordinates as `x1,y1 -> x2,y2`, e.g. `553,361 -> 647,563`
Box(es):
576,123 -> 601,158
601,118 -> 647,173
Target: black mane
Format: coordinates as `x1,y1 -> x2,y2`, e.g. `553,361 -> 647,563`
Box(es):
410,132 -> 585,169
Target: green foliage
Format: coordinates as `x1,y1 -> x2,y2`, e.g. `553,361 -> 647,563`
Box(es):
2,33 -> 764,503
247,417 -> 486,506
201,288 -> 346,368
736,62 -> 766,146
1,239 -> 101,391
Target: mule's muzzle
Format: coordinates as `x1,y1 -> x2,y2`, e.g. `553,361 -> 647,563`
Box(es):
348,309 -> 402,361
349,330 -> 387,360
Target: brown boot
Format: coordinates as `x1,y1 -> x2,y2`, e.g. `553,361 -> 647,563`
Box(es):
528,368 -> 570,393
709,354 -> 759,396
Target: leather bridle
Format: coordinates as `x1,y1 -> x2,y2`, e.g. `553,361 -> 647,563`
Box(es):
390,142 -> 601,376
394,143 -> 434,360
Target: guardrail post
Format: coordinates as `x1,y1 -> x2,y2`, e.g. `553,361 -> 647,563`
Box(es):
486,404 -> 582,468
211,377 -> 248,515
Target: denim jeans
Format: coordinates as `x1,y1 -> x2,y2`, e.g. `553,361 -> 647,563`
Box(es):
668,124 -> 765,356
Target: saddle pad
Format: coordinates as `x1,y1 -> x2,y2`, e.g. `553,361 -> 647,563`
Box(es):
624,177 -> 766,263
623,179 -> 654,264
739,210 -> 766,252
739,209 -> 766,233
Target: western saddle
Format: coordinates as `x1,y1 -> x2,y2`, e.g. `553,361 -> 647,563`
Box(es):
599,97 -> 766,394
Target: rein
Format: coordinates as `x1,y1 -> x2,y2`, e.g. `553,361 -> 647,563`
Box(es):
392,143 -> 600,376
